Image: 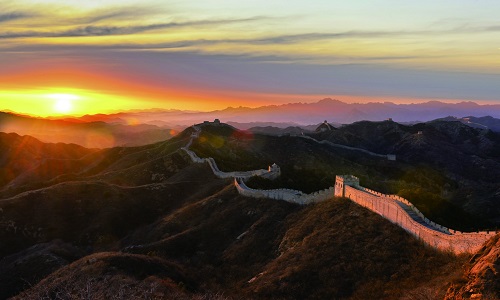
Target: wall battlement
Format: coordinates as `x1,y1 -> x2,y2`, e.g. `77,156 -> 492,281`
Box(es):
234,178 -> 334,205
336,175 -> 497,254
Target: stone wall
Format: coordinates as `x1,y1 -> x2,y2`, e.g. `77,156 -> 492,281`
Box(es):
235,178 -> 335,205
298,135 -> 391,159
181,126 -> 280,180
337,176 -> 497,254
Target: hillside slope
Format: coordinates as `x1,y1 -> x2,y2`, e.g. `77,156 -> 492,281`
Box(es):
445,234 -> 500,299
12,187 -> 466,300
309,120 -> 500,226
191,123 -> 498,230
0,132 -> 96,188
1,124 -> 498,299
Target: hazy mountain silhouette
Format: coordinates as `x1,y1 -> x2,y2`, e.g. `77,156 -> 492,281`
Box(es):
46,99 -> 500,126
0,112 -> 173,148
210,99 -> 500,124
4,99 -> 500,149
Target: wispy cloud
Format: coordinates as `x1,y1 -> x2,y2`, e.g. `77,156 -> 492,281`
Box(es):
485,25 -> 500,32
0,12 -> 32,23
0,16 -> 266,39
4,23 -> 497,42
0,30 -> 409,47
76,6 -> 168,24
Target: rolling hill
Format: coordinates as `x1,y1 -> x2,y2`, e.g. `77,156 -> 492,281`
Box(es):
190,122 -> 500,230
309,120 -> 500,225
1,122 -> 498,299
436,115 -> 500,132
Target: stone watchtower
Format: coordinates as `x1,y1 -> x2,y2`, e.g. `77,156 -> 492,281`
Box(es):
334,175 -> 360,197
265,163 -> 281,180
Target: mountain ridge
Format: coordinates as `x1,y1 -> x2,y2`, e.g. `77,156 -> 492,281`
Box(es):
0,112 -> 173,148
13,98 -> 500,126
1,119 -> 499,299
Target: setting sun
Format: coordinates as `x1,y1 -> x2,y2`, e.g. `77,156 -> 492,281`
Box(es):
49,94 -> 78,114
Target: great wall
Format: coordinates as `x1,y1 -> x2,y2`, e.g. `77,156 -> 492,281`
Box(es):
182,125 -> 280,180
182,122 -> 497,254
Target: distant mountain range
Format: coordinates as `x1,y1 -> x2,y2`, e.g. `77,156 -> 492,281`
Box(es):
50,98 -> 500,126
212,99 -> 500,125
0,112 -> 173,148
2,99 -> 500,148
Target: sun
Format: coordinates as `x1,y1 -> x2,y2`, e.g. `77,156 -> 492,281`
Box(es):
54,98 -> 72,113
49,93 -> 78,114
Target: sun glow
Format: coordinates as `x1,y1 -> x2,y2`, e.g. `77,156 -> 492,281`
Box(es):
0,88 -> 149,117
49,93 -> 78,114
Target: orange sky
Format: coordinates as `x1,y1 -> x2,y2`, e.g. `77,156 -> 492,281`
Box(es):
1,73 -> 497,117
1,1 -> 499,117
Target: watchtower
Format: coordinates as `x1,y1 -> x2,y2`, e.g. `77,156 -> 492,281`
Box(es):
334,175 -> 360,197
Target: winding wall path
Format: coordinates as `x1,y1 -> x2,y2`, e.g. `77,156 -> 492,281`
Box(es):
335,175 -> 496,254
182,125 -> 280,180
182,124 -> 497,254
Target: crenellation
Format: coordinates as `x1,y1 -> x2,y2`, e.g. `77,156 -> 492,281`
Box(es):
234,178 -> 333,205
337,175 -> 496,254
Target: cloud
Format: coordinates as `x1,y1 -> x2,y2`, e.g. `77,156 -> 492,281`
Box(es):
485,25 -> 500,32
2,44 -> 500,102
76,6 -> 168,24
0,12 -> 31,23
0,28 -> 396,41
244,32 -> 386,44
0,16 -> 266,39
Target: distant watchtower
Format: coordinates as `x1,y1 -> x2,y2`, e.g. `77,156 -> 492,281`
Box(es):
264,163 -> 281,180
269,163 -> 280,174
315,120 -> 334,132
334,175 -> 360,197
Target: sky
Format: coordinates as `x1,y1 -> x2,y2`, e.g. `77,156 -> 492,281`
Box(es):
1,0 -> 500,116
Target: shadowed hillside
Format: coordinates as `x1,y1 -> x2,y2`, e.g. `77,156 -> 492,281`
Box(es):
311,120 -> 500,226
1,124 -> 498,299
9,186 -> 466,300
0,132 -> 96,189
0,130 -> 194,198
190,123 -> 497,230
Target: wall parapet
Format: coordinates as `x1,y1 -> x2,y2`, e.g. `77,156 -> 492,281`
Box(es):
235,178 -> 334,205
337,175 -> 497,254
358,186 -> 451,234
